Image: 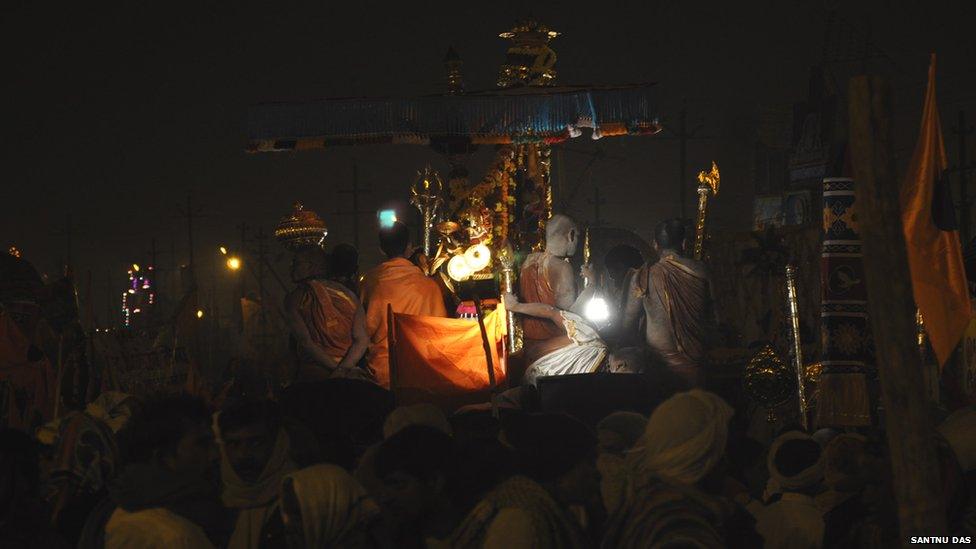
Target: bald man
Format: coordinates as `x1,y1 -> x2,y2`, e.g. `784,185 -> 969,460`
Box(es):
515,214 -> 607,383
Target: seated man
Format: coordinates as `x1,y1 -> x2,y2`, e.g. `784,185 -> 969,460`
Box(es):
284,246 -> 370,383
513,214 -> 605,383
361,222 -> 447,389
622,219 -> 716,387
503,292 -> 607,385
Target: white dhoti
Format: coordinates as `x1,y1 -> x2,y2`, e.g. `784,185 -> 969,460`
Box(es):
523,311 -> 607,385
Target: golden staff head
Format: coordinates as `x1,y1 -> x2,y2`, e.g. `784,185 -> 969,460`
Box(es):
697,161 -> 720,196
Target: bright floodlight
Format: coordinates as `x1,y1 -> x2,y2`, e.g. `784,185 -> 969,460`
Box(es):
584,296 -> 610,323
378,209 -> 398,229
226,256 -> 242,271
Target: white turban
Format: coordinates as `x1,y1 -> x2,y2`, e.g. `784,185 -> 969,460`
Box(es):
767,431 -> 824,491
283,464 -> 379,547
629,389 -> 734,486
383,403 -> 453,439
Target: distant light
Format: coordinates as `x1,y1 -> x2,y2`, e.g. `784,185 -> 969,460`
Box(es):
378,209 -> 398,229
8,246 -> 21,258
128,289 -> 136,294
226,256 -> 241,271
219,246 -> 228,255
132,308 -> 141,313
584,297 -> 610,323
132,263 -> 140,272
196,309 -> 204,319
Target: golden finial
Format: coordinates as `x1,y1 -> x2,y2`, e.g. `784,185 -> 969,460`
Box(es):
697,161 -> 720,196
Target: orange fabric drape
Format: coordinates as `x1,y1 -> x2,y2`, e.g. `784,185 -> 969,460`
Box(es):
900,54 -> 973,368
300,280 -> 357,364
393,304 -> 507,410
362,258 -> 447,388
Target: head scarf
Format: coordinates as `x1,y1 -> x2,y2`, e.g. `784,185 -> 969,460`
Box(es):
767,431 -> 824,492
597,412 -> 648,453
283,464 -> 378,547
383,403 -> 452,439
213,411 -> 295,549
629,389 -> 733,486
85,392 -> 136,433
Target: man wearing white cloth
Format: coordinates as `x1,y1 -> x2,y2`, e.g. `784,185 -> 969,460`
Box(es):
502,292 -> 607,385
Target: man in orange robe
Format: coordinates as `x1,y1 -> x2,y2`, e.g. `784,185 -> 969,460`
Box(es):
361,222 -> 447,389
284,246 -> 370,383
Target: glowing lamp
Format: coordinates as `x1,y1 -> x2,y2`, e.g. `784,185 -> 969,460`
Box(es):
447,254 -> 473,282
226,256 -> 242,271
219,246 -> 228,255
584,296 -> 610,323
132,263 -> 140,272
464,244 -> 492,272
196,309 -> 204,319
378,209 -> 398,229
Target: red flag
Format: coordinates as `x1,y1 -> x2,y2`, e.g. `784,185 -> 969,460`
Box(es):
901,54 -> 973,367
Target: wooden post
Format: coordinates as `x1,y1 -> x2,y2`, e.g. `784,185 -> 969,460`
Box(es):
472,296 -> 498,417
848,75 -> 947,539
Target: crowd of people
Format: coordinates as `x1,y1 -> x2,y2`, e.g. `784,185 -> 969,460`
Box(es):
2,217 -> 975,548
3,379 -> 974,548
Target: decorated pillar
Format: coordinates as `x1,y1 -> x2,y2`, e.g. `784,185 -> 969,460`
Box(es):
817,177 -> 873,427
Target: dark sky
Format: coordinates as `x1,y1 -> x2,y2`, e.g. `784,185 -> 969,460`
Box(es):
3,1 -> 974,326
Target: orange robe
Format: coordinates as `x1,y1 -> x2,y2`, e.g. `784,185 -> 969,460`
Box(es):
519,253 -> 566,343
297,280 -> 358,365
361,258 -> 447,388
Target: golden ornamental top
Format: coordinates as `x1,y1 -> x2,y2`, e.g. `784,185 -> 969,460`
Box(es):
697,161 -> 720,195
274,202 -> 328,249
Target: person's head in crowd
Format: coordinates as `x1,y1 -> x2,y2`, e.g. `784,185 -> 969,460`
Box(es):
125,393 -> 215,477
373,426 -> 455,538
379,221 -> 411,260
217,398 -> 283,483
823,433 -> 869,493
653,218 -> 688,255
604,245 -> 644,288
501,412 -> 600,507
545,214 -> 579,258
596,411 -> 647,456
328,243 -> 359,281
629,389 -> 734,488
767,431 -> 824,496
290,245 -> 329,283
383,403 -> 452,439
280,464 -> 380,549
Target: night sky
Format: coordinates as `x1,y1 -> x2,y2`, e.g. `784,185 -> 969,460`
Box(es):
3,1 -> 974,327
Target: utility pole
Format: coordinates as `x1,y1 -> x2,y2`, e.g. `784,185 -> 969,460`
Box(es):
849,75 -> 947,539
661,101 -> 705,220
952,110 -> 974,243
337,160 -> 373,250
588,184 -> 606,226
175,191 -> 205,272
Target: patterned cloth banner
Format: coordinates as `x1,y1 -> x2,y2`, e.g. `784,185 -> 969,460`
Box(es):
246,85 -> 660,152
817,177 -> 873,427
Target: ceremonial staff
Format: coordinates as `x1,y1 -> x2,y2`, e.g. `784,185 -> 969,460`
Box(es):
693,162 -> 720,260
785,264 -> 809,430
410,166 -> 443,257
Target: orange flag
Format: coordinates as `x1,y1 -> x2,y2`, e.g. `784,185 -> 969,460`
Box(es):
901,54 -> 973,367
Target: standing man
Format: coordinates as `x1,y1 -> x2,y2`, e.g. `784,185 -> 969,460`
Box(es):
284,246 -> 370,383
361,222 -> 447,389
622,219 -> 716,387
